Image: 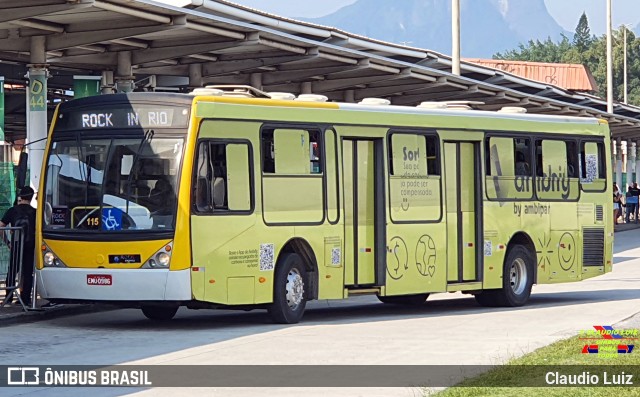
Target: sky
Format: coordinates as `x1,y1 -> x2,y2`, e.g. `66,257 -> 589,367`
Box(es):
191,0 -> 640,35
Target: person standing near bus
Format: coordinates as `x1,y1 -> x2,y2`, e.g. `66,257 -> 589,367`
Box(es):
1,186 -> 36,306
633,182 -> 640,222
613,183 -> 622,225
626,185 -> 638,224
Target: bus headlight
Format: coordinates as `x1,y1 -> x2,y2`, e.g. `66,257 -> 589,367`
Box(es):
44,252 -> 55,266
156,252 -> 170,267
42,250 -> 67,267
141,242 -> 173,269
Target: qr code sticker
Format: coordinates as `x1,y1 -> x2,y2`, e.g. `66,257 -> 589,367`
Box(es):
331,247 -> 341,265
259,243 -> 275,271
484,240 -> 492,257
582,154 -> 597,183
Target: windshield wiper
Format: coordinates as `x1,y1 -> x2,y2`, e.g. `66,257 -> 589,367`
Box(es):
125,129 -> 154,215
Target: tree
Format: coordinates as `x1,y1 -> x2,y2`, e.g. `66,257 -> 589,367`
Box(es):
494,35 -> 571,63
493,20 -> 640,107
573,12 -> 593,53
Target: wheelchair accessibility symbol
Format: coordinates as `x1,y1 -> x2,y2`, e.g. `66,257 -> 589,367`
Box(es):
101,208 -> 122,231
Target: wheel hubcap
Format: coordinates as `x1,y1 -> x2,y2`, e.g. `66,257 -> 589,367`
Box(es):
285,268 -> 304,310
509,258 -> 527,295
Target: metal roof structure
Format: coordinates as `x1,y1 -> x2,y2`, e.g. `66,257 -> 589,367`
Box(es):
464,59 -> 598,92
1,0 -> 639,142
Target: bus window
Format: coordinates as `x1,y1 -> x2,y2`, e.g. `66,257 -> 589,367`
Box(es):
390,134 -> 428,177
261,126 -> 324,224
485,136 -> 533,201
388,132 -> 441,222
194,142 -> 212,212
536,139 -> 579,200
325,129 -> 339,223
426,135 -> 440,175
486,137 -> 515,177
193,141 -> 252,213
262,128 -> 322,175
540,140 -> 567,176
226,144 -> 251,211
514,138 -> 531,176
580,141 -> 607,191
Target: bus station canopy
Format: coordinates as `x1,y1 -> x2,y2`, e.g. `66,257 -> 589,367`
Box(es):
2,0 -> 640,142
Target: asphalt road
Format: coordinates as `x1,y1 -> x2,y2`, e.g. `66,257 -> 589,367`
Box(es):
3,230 -> 640,397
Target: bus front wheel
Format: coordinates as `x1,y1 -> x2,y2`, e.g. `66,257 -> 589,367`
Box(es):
141,305 -> 178,321
475,245 -> 533,307
268,253 -> 307,324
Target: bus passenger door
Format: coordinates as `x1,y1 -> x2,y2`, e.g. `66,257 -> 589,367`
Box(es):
444,141 -> 482,283
342,139 -> 386,287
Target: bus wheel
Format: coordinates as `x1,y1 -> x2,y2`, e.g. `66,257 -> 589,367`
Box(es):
476,245 -> 533,307
502,245 -> 534,306
268,253 -> 307,324
141,305 -> 178,321
377,294 -> 429,305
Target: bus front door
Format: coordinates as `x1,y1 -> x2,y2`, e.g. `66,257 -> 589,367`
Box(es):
342,139 -> 386,287
444,141 -> 482,284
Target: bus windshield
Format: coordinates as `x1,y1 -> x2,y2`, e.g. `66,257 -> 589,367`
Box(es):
43,134 -> 184,232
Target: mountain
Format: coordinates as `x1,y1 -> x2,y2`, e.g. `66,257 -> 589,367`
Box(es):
303,0 -> 570,58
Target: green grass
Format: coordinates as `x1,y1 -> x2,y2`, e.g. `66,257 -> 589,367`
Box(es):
430,334 -> 640,397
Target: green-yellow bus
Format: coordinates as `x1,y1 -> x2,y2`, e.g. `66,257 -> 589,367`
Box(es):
35,88 -> 613,323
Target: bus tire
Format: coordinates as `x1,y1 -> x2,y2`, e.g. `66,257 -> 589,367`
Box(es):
477,245 -> 534,307
268,253 -> 307,324
377,294 -> 429,305
141,305 -> 178,321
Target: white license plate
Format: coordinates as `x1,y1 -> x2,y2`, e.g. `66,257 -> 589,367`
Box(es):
86,274 -> 112,286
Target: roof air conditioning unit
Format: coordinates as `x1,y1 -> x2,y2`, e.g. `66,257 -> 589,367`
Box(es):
358,98 -> 391,106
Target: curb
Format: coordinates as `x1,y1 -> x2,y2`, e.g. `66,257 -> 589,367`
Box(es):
0,304 -> 116,327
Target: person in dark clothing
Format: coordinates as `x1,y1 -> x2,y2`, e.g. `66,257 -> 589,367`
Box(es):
633,183 -> 640,221
1,186 -> 36,306
626,185 -> 638,224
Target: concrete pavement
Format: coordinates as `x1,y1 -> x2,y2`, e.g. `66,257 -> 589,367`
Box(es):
3,222 -> 639,325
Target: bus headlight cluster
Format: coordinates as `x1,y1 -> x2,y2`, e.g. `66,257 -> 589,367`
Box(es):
142,242 -> 173,269
42,250 -> 67,267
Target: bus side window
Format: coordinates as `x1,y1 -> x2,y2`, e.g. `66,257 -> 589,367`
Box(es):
535,140 -> 543,176
262,128 -> 323,175
194,141 -> 252,213
195,142 -> 213,212
580,141 -> 606,190
566,141 -> 579,178
539,139 -> 567,176
486,137 -> 515,177
513,138 -> 531,176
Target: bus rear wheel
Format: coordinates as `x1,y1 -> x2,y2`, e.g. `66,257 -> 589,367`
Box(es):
377,294 -> 429,305
475,245 -> 533,307
141,305 -> 178,321
268,253 -> 307,324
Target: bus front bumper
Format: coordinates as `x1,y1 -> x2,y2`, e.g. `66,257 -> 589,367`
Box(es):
36,268 -> 191,301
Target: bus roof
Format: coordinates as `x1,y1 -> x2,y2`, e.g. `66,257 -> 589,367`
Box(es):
58,92 -> 605,132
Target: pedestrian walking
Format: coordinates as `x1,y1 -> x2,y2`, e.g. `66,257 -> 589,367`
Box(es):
1,186 -> 36,306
